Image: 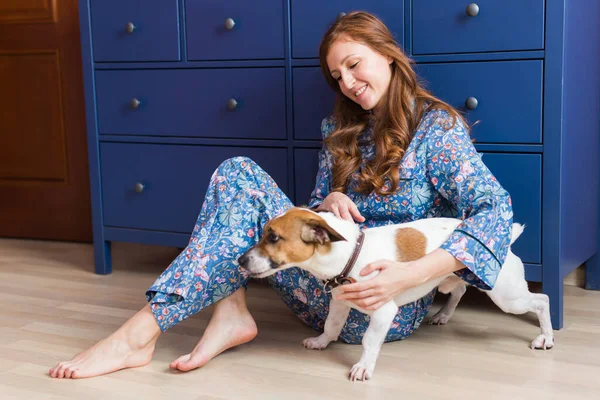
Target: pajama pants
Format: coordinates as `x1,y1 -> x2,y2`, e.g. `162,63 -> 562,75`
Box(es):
145,157 -> 435,344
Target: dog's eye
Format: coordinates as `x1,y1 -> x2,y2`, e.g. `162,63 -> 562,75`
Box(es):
268,233 -> 280,244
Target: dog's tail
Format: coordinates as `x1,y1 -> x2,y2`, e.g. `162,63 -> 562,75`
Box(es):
510,223 -> 525,245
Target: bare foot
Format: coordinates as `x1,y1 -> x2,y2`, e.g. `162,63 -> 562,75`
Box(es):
49,305 -> 161,379
170,289 -> 257,372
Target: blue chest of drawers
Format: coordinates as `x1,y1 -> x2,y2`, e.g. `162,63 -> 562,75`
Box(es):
78,0 -> 600,329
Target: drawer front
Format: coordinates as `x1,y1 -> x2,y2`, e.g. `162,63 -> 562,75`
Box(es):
185,0 -> 284,60
90,0 -> 180,62
412,0 -> 544,55
101,143 -> 289,233
415,60 -> 543,144
482,153 -> 541,264
291,0 -> 404,59
295,149 -> 541,264
294,148 -> 321,205
95,68 -> 286,139
293,67 -> 336,140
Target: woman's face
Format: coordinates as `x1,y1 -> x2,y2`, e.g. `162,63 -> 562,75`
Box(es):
326,37 -> 393,114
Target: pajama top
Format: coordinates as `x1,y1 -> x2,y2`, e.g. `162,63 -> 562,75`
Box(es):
307,109 -> 514,291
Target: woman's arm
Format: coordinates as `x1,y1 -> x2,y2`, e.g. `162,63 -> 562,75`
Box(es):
335,248 -> 464,310
425,111 -> 513,291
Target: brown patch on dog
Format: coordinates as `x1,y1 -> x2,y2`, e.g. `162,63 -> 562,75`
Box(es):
255,208 -> 346,267
395,227 -> 427,262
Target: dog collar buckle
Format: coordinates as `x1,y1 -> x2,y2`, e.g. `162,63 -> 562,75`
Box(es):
323,276 -> 356,295
322,231 -> 364,295
323,275 -> 356,294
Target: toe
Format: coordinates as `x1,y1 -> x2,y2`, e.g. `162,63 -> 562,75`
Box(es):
170,354 -> 190,370
170,356 -> 182,369
177,356 -> 201,372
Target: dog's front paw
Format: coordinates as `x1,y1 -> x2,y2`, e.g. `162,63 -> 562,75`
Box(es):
349,362 -> 374,381
530,334 -> 554,350
302,335 -> 330,350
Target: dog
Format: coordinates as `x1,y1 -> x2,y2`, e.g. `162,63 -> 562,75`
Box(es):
237,207 -> 554,381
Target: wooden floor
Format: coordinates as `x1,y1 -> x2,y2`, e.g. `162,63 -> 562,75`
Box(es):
1,238 -> 600,400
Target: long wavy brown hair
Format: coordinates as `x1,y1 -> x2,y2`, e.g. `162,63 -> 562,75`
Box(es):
319,11 -> 468,196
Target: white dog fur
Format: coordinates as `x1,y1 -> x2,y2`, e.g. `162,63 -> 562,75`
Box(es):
238,207 -> 554,381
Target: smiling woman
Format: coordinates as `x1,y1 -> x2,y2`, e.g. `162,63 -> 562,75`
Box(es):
326,40 -> 393,113
50,11 -> 513,381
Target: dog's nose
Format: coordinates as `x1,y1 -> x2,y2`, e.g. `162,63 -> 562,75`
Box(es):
237,252 -> 249,267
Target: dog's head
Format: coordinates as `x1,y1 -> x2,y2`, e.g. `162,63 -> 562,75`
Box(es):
237,207 -> 347,278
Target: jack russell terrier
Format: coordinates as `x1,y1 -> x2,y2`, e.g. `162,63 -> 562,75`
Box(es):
237,207 -> 554,381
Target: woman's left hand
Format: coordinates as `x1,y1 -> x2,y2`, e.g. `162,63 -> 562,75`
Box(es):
334,259 -> 421,310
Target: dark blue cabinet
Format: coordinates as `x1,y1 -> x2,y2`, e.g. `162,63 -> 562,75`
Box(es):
78,0 -> 600,330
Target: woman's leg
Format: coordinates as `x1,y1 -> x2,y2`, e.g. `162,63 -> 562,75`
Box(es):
268,267 -> 436,344
50,157 -> 293,378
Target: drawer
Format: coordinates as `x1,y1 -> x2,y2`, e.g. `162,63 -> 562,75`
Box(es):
95,68 -> 286,139
291,0 -> 404,59
293,67 -> 336,140
185,0 -> 284,60
481,153 -> 541,264
294,148 -> 321,205
90,0 -> 180,62
100,143 -> 289,233
412,0 -> 545,55
415,60 -> 543,144
295,149 -> 541,264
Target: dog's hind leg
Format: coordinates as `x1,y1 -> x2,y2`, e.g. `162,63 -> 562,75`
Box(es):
302,299 -> 351,350
430,277 -> 467,325
486,253 -> 554,350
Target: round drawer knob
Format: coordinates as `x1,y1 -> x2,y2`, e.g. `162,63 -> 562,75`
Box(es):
224,18 -> 236,30
134,183 -> 145,193
465,97 -> 479,110
466,3 -> 480,17
227,98 -> 238,110
130,98 -> 141,109
337,12 -> 347,20
125,22 -> 136,34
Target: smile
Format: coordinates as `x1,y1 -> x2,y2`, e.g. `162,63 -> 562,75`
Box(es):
355,85 -> 367,97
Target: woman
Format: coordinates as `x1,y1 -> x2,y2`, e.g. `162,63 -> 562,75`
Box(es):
49,11 -> 512,379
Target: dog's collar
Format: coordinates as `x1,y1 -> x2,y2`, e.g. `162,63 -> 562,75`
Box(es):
323,231 -> 365,294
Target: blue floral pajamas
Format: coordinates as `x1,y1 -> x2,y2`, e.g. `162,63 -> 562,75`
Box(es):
146,109 -> 513,344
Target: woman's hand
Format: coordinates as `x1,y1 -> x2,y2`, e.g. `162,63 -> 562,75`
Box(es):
317,192 -> 365,222
334,259 -> 420,310
334,249 -> 467,310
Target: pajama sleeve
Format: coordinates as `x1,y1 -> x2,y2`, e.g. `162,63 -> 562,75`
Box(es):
307,117 -> 336,209
425,111 -> 514,290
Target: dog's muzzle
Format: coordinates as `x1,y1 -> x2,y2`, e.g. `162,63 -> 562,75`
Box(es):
237,248 -> 281,277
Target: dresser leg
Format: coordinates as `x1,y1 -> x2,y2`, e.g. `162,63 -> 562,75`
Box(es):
585,252 -> 600,290
94,240 -> 112,275
542,272 -> 564,330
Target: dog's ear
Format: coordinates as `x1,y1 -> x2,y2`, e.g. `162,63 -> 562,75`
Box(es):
301,219 -> 347,245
